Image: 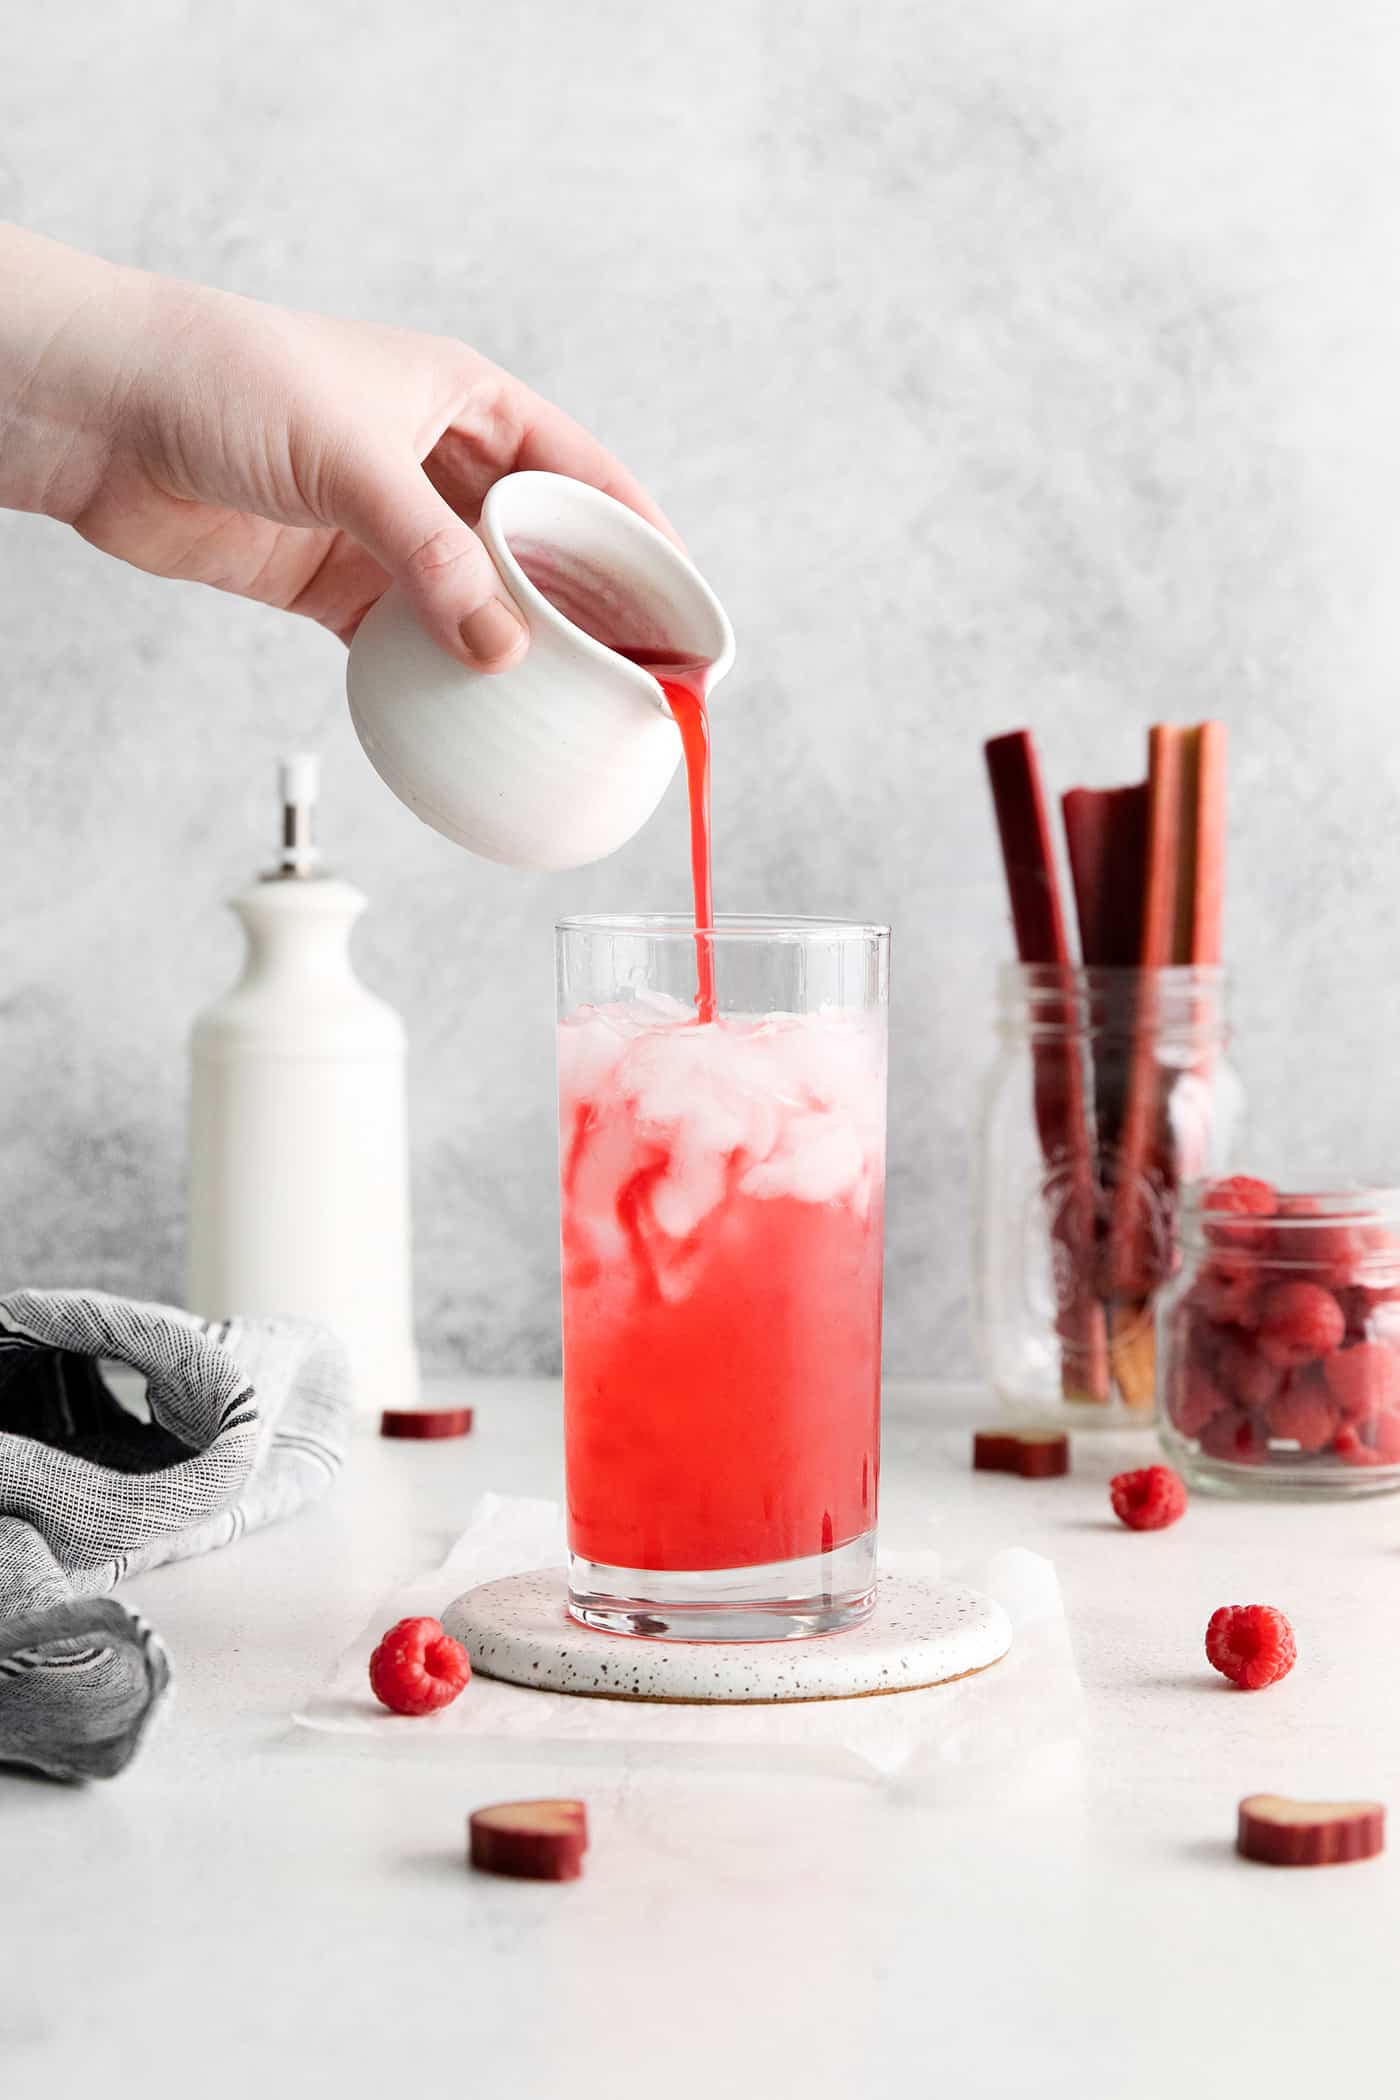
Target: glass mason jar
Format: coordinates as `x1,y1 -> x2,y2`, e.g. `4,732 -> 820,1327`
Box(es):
1160,1187 -> 1400,1497
975,965 -> 1241,1428
556,914 -> 890,1640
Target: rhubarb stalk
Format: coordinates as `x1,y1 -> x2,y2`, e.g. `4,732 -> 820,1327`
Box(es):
985,731 -> 1110,1403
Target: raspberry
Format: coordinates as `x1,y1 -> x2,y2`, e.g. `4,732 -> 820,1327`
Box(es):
369,1615 -> 472,1716
1341,1287 -> 1374,1344
1257,1281 -> 1346,1368
1265,1372 -> 1338,1452
1199,1406 -> 1269,1465
1177,1303 -> 1225,1369
1196,1259 -> 1263,1329
1371,1408 -> 1400,1463
1206,1604 -> 1297,1690
1202,1177 -> 1277,1252
1333,1421 -> 1382,1467
1169,1364 -> 1228,1437
1215,1333 -> 1284,1411
1110,1464 -> 1188,1530
1269,1200 -> 1393,1288
1204,1175 -> 1278,1215
1324,1340 -> 1400,1421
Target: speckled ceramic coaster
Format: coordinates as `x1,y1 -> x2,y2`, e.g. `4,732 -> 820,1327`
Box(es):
441,1568 -> 1012,1704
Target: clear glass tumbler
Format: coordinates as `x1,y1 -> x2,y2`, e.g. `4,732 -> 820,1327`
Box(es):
556,914 -> 890,1639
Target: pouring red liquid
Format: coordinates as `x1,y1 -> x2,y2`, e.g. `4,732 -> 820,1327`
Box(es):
615,648 -> 716,1022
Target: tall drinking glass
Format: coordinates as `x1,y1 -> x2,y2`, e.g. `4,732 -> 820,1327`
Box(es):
556,915 -> 889,1640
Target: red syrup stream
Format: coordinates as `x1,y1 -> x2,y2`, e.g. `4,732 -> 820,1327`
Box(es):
616,648 -> 716,1023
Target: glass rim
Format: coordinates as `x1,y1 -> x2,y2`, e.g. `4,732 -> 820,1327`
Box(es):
1000,962 -> 1228,987
556,912 -> 891,943
1182,1184 -> 1400,1227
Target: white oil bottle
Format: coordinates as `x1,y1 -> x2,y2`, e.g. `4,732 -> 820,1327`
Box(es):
187,756 -> 418,1412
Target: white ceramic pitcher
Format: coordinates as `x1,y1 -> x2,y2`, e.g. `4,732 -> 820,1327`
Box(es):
346,471 -> 735,869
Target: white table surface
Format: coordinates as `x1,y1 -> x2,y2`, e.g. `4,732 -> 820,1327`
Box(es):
6,1377 -> 1396,2100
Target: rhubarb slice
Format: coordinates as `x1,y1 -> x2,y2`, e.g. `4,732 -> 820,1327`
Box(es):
973,1429 -> 1070,1478
469,1800 -> 589,1881
1237,1794 -> 1384,1867
985,732 -> 1109,1402
381,1407 -> 475,1440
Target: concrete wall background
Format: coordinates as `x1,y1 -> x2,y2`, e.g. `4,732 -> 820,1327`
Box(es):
3,1 -> 1399,1376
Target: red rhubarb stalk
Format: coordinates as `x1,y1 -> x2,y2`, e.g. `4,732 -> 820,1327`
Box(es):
1062,781 -> 1149,1211
1106,726 -> 1188,1306
1106,724 -> 1227,1401
1062,784 -> 1150,970
985,731 -> 1109,1403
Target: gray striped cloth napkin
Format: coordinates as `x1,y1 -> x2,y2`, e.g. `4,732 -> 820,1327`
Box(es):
0,1288 -> 350,1782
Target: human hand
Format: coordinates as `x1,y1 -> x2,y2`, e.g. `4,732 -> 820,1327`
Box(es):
0,227 -> 673,669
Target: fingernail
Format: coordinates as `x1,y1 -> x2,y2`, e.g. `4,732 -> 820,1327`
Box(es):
459,598 -> 527,668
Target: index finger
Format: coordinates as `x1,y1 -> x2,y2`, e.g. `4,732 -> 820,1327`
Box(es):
510,390 -> 686,552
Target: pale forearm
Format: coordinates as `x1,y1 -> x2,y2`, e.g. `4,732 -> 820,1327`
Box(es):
0,225 -> 158,522
0,225 -> 665,669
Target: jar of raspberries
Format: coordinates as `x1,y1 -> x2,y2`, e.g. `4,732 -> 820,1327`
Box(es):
1159,1177 -> 1400,1495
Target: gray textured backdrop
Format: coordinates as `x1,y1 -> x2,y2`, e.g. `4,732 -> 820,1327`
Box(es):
3,2 -> 1399,1376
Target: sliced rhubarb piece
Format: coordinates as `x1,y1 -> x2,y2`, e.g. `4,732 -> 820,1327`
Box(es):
973,1428 -> 1070,1478
381,1407 -> 475,1440
985,732 -> 1109,1402
469,1799 -> 589,1881
1237,1793 -> 1384,1867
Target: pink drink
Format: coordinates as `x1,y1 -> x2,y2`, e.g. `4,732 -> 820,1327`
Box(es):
560,997 -> 886,1580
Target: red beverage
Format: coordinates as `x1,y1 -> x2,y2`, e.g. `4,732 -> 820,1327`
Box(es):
557,617 -> 888,1633
559,1003 -> 886,1575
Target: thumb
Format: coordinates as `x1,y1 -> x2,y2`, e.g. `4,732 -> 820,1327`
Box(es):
335,454 -> 528,671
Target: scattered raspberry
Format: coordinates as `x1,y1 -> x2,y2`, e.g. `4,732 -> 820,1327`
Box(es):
1265,1373 -> 1338,1453
1324,1340 -> 1400,1421
369,1615 -> 472,1716
1170,1364 -> 1228,1437
1256,1281 -> 1346,1369
1110,1464 -> 1188,1530
1206,1604 -> 1296,1690
1215,1333 -> 1284,1411
1199,1406 -> 1269,1465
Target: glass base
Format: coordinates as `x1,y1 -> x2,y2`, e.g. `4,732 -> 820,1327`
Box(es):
1178,1452 -> 1400,1501
999,1394 -> 1157,1434
567,1529 -> 878,1641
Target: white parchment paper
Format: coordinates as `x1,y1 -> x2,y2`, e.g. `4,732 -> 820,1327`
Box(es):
295,1494 -> 1083,1790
